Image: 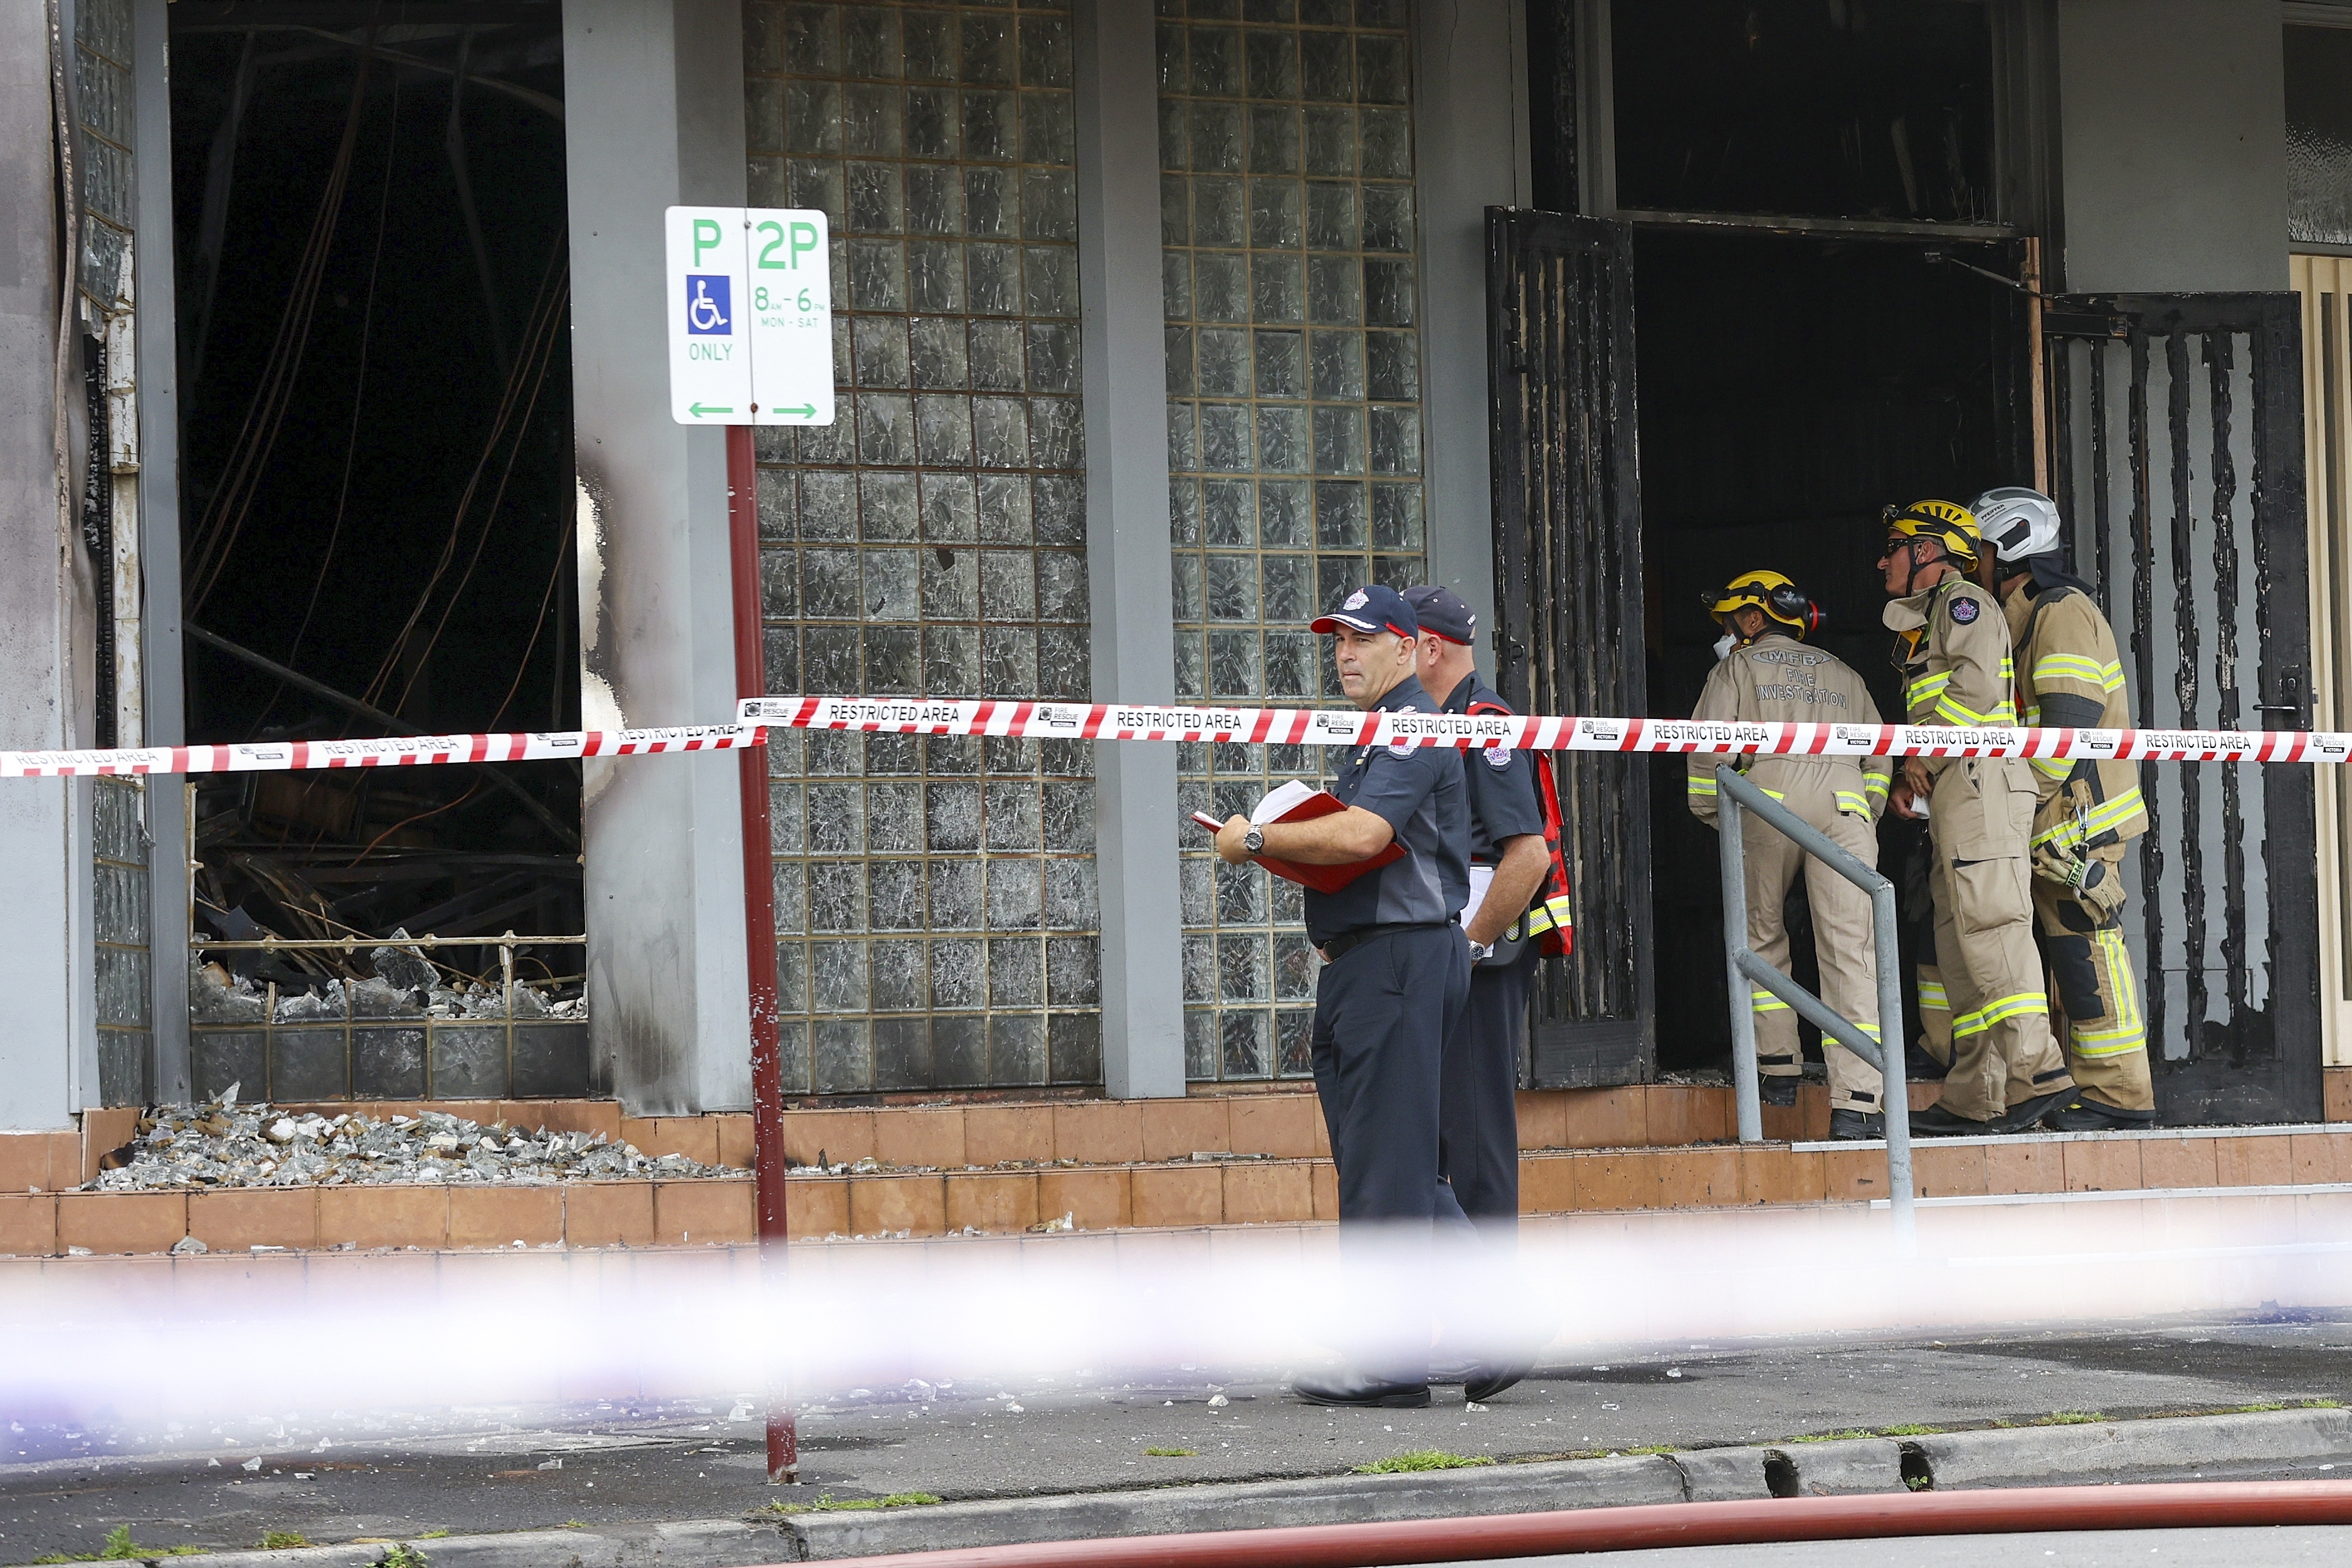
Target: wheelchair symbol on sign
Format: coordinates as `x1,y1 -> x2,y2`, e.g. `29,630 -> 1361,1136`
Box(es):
686,274 -> 732,335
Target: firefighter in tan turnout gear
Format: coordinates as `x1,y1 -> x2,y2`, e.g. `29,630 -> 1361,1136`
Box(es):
1687,571 -> 1892,1140
1881,500 -> 2077,1135
1976,487 -> 2156,1130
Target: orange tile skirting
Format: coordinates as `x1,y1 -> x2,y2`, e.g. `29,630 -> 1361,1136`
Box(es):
17,1067 -> 2352,1197
12,1124 -> 2352,1257
9,1068 -> 2352,1258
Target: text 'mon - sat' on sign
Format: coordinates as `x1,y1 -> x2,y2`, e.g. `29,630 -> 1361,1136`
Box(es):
663,206 -> 835,427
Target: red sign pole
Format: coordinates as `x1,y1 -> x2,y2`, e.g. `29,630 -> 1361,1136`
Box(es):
725,424 -> 796,1483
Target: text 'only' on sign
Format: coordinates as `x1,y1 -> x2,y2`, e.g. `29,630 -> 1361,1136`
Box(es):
663,206 -> 835,427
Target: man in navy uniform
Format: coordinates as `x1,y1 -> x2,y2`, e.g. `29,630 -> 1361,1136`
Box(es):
1216,584 -> 1470,1409
1401,585 -> 1550,1401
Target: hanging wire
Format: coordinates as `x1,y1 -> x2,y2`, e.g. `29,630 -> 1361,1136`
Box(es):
355,231 -> 568,718
487,488 -> 577,734
386,269 -> 571,720
186,33 -> 379,613
275,58 -> 404,698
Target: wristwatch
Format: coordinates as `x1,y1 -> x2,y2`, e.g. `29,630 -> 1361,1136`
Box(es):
1242,825 -> 1265,855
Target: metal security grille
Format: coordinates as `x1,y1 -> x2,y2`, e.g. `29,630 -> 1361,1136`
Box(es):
1158,0 -> 1428,1081
2045,292 -> 2321,1123
1485,208 -> 1653,1089
746,0 -> 1102,1094
94,777 -> 152,1105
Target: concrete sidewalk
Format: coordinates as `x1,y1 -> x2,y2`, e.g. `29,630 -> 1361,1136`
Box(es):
6,1309 -> 2351,1565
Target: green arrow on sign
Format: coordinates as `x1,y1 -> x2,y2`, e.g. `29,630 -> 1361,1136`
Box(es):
690,403 -> 736,417
774,404 -> 816,417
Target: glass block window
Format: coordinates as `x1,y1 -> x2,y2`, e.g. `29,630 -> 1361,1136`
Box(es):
1158,0 -> 1426,1080
746,0 -> 1100,1094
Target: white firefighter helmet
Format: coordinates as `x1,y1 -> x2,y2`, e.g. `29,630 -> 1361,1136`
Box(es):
1973,487 -> 2063,564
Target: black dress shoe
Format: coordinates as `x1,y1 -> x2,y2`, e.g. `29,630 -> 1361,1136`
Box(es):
1909,1102 -> 1992,1137
1292,1369 -> 1432,1408
1463,1363 -> 1531,1403
2040,1097 -> 2155,1132
1761,1076 -> 1800,1108
1828,1108 -> 1885,1140
1988,1089 -> 2072,1132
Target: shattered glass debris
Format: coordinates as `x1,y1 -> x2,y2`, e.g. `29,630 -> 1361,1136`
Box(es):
369,930 -> 438,993
188,954 -> 585,1022
88,1087 -> 739,1192
190,958 -> 266,1023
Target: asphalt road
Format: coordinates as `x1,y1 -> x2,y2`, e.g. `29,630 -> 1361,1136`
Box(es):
1466,1528 -> 2352,1566
4,1310 -> 2351,1561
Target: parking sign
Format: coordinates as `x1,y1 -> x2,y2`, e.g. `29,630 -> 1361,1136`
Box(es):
665,207 -> 834,426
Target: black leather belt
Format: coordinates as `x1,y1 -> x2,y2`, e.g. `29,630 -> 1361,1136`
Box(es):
1319,918 -> 1457,963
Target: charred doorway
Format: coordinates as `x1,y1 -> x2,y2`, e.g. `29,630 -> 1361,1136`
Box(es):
169,4 -> 585,1100
1637,228 -> 2032,1073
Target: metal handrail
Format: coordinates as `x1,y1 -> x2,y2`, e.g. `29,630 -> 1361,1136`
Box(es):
1714,764 -> 1914,1250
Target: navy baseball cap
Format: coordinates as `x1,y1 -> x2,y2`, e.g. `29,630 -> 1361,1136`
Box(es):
1310,584 -> 1420,638
1402,584 -> 1475,645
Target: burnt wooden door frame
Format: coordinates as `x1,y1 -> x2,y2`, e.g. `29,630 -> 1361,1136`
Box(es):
1486,206 -> 1655,1089
2044,291 -> 2322,1123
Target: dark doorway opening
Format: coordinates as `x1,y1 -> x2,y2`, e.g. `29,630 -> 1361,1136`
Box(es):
1610,0 -> 1995,224
169,5 -> 580,999
1633,227 -> 2032,1071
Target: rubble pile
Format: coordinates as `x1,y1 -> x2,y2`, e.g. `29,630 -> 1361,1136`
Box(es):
87,1088 -> 735,1192
192,959 -> 586,1023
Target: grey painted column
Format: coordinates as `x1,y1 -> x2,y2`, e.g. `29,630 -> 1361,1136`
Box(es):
566,0 -> 754,1115
2054,0 -> 2288,293
1075,0 -> 1183,1098
1415,0 -> 1529,647
135,0 -> 189,1100
0,1 -> 83,1129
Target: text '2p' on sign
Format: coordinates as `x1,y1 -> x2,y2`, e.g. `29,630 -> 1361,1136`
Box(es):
664,206 -> 836,427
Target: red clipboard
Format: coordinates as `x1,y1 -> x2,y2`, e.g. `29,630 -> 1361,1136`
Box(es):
1188,789 -> 1405,893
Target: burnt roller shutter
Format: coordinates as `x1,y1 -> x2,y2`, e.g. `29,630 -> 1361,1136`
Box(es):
1486,208 -> 1653,1089
2045,292 -> 2321,1123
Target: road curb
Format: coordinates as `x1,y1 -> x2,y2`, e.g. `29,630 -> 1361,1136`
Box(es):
20,1408 -> 2349,1567
1917,1408 -> 2352,1486
113,1522 -> 789,1568
786,1456 -> 1684,1559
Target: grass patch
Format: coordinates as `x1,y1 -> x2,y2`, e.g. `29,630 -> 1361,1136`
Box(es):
762,1492 -> 944,1515
376,1545 -> 429,1568
1783,1431 -> 1872,1444
1618,1444 -> 1677,1456
1353,1450 -> 1497,1475
416,1531 -> 452,1540
1904,1473 -> 1933,1492
33,1525 -> 204,1562
1143,1448 -> 1198,1457
258,1532 -> 312,1550
2031,1412 -> 2107,1426
1875,1424 -> 1943,1437
2307,1399 -> 2343,1409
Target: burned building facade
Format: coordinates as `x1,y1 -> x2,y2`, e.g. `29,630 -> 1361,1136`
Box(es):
4,0 -> 2351,1128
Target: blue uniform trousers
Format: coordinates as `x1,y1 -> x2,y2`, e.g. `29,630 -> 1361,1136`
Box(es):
1438,947 -> 1530,1239
1309,924 -> 1471,1226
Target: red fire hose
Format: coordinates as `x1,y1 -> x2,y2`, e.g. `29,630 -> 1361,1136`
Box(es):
755,1482 -> 2352,1568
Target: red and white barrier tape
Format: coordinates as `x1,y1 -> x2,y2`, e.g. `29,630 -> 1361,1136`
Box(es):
0,725 -> 754,779
4,701 -> 2349,778
742,697 -> 2352,765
